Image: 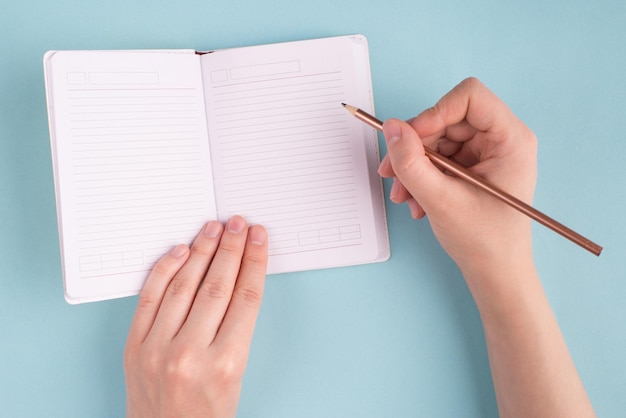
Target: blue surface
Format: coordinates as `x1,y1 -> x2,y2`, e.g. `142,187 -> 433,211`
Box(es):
1,1 -> 624,416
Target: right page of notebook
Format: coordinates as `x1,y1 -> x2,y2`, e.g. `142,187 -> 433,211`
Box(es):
200,35 -> 389,274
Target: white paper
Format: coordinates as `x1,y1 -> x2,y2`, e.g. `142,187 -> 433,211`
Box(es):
44,36 -> 389,303
45,50 -> 216,302
200,36 -> 388,273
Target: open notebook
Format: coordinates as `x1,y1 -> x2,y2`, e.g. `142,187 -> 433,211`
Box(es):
44,34 -> 389,304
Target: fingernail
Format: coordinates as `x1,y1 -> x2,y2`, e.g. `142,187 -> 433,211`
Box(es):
203,221 -> 222,238
387,135 -> 400,145
249,225 -> 267,245
170,243 -> 188,258
390,178 -> 400,201
377,157 -> 389,177
227,216 -> 246,234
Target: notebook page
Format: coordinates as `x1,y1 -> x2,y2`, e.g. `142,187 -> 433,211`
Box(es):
45,51 -> 216,302
200,36 -> 388,273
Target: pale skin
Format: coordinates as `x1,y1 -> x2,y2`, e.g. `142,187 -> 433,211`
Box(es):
124,78 -> 595,417
124,216 -> 268,417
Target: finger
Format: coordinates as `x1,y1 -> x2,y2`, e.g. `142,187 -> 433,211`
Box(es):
412,77 -> 516,140
180,215 -> 249,345
382,118 -> 450,210
416,120 -> 478,147
148,221 -> 224,340
127,243 -> 190,345
384,160 -> 427,219
213,224 -> 268,351
391,182 -> 427,219
378,154 -> 392,177
380,123 -> 465,178
450,134 -> 487,168
437,139 -> 464,158
407,198 -> 426,219
389,177 -> 412,204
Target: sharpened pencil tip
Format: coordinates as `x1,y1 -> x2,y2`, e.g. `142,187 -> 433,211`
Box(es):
341,102 -> 358,115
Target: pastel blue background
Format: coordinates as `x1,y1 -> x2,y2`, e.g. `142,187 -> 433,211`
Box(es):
1,0 -> 624,416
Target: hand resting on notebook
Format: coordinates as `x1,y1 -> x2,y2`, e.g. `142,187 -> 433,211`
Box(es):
124,78 -> 595,418
124,216 -> 268,418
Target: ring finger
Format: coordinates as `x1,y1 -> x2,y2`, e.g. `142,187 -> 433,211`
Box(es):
147,220 -> 224,341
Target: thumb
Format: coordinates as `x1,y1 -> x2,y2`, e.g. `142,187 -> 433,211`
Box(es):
382,118 -> 447,211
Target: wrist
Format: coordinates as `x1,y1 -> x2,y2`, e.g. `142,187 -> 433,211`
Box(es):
460,253 -> 541,320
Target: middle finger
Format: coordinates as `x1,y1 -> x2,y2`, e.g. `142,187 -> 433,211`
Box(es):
181,215 -> 250,345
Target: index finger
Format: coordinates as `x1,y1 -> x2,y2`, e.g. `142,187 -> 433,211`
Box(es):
410,77 -> 517,140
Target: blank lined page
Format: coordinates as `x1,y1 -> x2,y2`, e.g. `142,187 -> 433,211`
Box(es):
200,36 -> 388,273
45,51 -> 215,302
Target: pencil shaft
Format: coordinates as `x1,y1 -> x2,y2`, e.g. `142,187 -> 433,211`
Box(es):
344,104 -> 602,256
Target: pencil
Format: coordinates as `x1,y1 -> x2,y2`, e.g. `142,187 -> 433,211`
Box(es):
342,103 -> 603,256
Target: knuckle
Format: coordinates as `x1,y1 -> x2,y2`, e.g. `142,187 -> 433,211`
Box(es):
189,240 -> 216,258
199,280 -> 229,301
211,351 -> 245,386
144,351 -> 162,377
150,259 -> 175,278
164,347 -> 199,386
136,291 -> 159,311
128,347 -> 163,381
166,276 -> 195,297
462,76 -> 482,89
243,250 -> 267,266
233,285 -> 263,309
218,239 -> 244,255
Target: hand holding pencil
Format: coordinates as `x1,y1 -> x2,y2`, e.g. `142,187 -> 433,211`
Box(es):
368,78 -> 598,417
348,80 -> 600,414
375,80 -> 540,277
345,78 -> 601,258
346,78 -> 601,280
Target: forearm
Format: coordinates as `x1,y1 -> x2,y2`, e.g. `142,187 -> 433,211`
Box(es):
379,78 -> 594,416
465,265 -> 595,418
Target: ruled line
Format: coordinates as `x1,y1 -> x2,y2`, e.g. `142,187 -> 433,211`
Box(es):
65,73 -> 214,276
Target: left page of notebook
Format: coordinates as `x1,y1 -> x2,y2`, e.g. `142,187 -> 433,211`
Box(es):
44,50 -> 217,303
